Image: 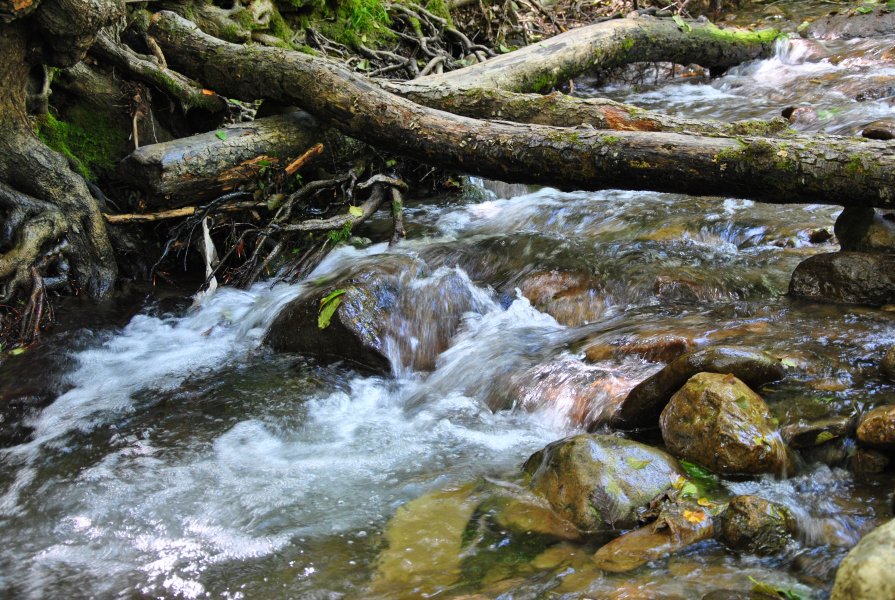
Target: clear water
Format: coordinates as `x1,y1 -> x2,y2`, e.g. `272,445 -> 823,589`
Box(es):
2,26 -> 895,600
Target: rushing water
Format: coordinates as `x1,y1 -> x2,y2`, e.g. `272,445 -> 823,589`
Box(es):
3,23 -> 895,600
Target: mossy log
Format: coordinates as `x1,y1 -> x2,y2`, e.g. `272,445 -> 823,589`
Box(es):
393,14 -> 780,93
150,11 -> 895,207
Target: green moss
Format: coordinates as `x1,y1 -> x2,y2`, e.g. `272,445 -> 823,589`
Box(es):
528,72 -> 557,93
36,104 -> 129,181
847,154 -> 866,174
319,0 -> 394,49
696,24 -> 782,46
602,135 -> 620,145
423,0 -> 452,25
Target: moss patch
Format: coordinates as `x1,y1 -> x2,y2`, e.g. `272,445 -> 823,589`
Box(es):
36,104 -> 129,181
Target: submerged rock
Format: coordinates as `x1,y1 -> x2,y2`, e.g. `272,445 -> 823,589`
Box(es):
832,518 -> 895,600
848,447 -> 890,476
718,495 -> 795,555
660,373 -> 791,476
882,346 -> 895,381
834,207 -> 895,253
583,333 -> 694,364
789,252 -> 895,306
266,256 -> 490,372
592,501 -> 715,573
857,405 -> 895,449
523,434 -> 682,533
609,346 -> 785,429
517,269 -> 608,326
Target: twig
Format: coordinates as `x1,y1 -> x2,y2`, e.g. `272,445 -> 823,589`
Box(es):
285,143 -> 324,176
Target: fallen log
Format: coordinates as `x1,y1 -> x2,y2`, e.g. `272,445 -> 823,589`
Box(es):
149,11 -> 895,208
393,14 -> 779,92
117,111 -> 330,206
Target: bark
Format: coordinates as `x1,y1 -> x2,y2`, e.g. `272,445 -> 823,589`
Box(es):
393,14 -> 779,92
389,86 -> 790,136
117,111 -> 331,206
151,11 -> 895,208
0,4 -> 118,301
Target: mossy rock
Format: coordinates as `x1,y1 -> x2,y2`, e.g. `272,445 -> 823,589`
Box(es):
609,346 -> 785,429
857,405 -> 895,449
660,373 -> 792,476
789,252 -> 895,307
523,434 -> 683,533
832,518 -> 895,600
718,495 -> 796,555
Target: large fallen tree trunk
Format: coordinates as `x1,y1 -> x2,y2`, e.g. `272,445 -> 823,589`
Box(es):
150,11 -> 895,208
392,14 -> 779,92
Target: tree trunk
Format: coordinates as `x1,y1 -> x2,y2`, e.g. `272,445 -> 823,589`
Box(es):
151,11 -> 895,208
0,5 -> 118,301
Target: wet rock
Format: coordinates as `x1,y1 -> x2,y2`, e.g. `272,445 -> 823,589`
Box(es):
584,334 -> 694,364
782,105 -> 818,127
857,406 -> 895,449
831,518 -> 895,600
862,119 -> 895,141
609,346 -> 785,429
808,8 -> 895,39
719,495 -> 796,555
781,416 -> 854,448
654,275 -> 702,304
472,483 -> 584,542
498,358 -> 634,429
834,207 -> 895,253
789,252 -> 895,307
660,373 -> 791,476
808,228 -> 833,244
518,269 -> 607,326
266,256 -> 489,372
702,592 -> 778,600
592,501 -> 714,572
882,346 -> 895,381
523,434 -> 683,532
848,447 -> 890,476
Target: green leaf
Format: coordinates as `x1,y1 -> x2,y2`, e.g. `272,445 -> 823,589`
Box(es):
856,5 -> 874,13
797,20 -> 811,32
672,14 -> 691,32
215,130 -> 228,141
748,576 -> 807,600
348,205 -> 364,218
385,159 -> 397,168
679,481 -> 698,498
318,289 -> 347,329
626,458 -> 651,470
9,347 -> 26,356
815,431 -> 836,444
320,288 -> 347,306
679,460 -> 719,492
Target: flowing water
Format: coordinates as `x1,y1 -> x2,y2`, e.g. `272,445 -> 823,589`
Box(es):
3,18 -> 895,600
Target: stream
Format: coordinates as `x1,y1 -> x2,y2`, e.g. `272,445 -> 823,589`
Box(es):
2,15 -> 895,600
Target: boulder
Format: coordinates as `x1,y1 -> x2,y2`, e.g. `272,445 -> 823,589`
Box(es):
857,405 -> 895,449
523,434 -> 683,533
848,447 -> 890,476
834,207 -> 895,253
609,346 -> 785,429
718,495 -> 796,555
882,346 -> 895,381
266,255 -> 490,372
592,501 -> 715,573
781,415 -> 853,448
832,518 -> 895,600
583,333 -> 694,364
517,269 -> 607,326
862,119 -> 895,141
659,373 -> 791,476
789,252 -> 895,306
808,8 -> 895,39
